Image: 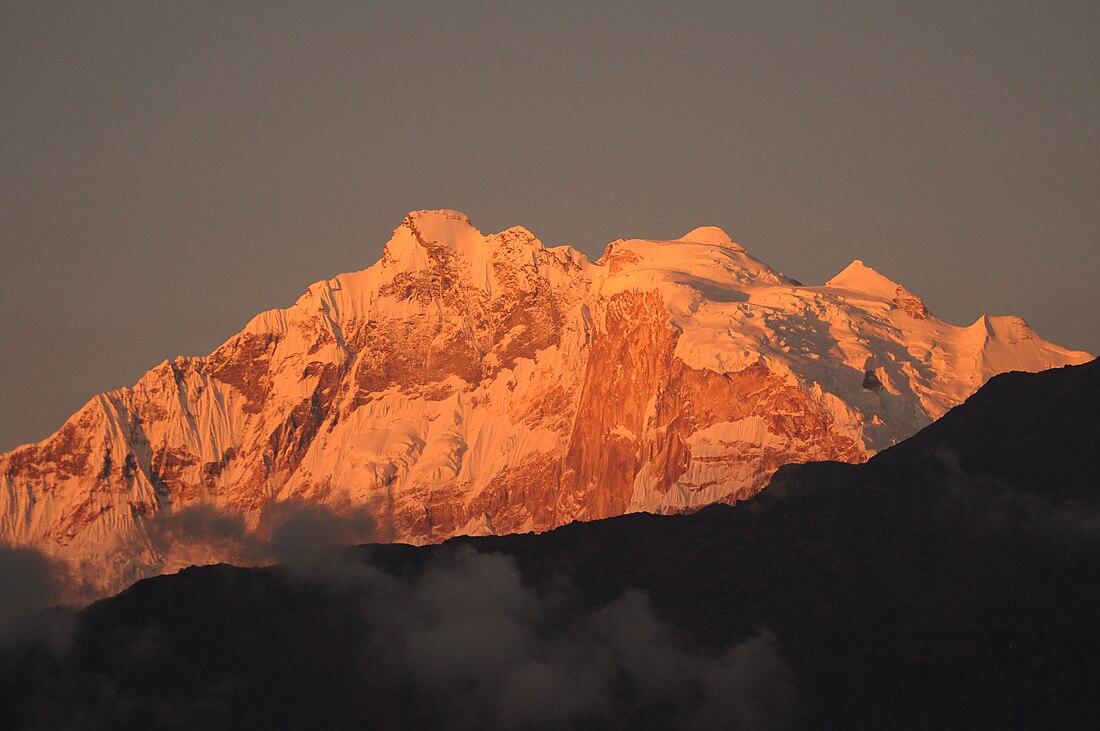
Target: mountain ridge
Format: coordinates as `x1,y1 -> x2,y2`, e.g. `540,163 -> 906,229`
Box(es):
4,360 -> 1097,729
1,210 -> 1091,594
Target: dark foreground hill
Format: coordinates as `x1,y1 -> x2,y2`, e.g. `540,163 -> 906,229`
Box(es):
2,359 -> 1098,730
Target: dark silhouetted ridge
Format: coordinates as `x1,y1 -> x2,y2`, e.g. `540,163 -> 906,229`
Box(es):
2,360 -> 1098,730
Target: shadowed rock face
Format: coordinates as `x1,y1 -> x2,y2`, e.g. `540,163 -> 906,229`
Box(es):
2,361 -> 1097,730
0,210 -> 1092,594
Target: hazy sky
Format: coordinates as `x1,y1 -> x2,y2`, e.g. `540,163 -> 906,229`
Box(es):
2,1 -> 1097,450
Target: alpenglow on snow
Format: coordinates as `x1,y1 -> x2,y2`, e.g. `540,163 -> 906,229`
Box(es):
1,210 -> 1090,594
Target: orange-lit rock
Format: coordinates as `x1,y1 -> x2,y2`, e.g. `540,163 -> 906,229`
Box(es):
0,210 -> 1091,594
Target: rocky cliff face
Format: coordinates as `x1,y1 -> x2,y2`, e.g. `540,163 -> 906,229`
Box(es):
1,210 -> 1091,593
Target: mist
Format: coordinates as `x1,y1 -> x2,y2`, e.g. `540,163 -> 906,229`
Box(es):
0,541 -> 800,730
344,548 -> 800,730
0,544 -> 75,649
146,498 -> 377,570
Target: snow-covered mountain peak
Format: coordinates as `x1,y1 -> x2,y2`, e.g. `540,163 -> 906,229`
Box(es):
598,234 -> 792,294
405,208 -> 475,231
376,210 -> 564,292
678,225 -> 741,248
827,259 -> 902,296
826,259 -> 930,319
1,209 -> 1092,597
381,209 -> 484,268
966,313 -> 1038,345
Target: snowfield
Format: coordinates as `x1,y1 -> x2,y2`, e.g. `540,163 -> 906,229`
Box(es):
1,210 -> 1090,595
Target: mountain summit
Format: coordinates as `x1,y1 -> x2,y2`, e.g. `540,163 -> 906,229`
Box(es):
0,210 -> 1090,592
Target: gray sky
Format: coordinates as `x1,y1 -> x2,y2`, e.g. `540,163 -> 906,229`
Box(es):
2,1 -> 1098,451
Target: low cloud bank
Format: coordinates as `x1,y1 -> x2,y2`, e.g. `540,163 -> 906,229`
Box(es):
0,540 -> 800,730
147,498 -> 376,569
928,449 -> 1100,548
0,544 -> 76,650
344,549 -> 800,730
6,447 -> 1100,730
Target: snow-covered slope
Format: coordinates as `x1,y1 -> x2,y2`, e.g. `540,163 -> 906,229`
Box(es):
0,210 -> 1090,593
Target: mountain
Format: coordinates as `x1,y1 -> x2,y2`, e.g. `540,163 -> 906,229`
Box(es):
4,360 -> 1098,730
0,210 -> 1091,593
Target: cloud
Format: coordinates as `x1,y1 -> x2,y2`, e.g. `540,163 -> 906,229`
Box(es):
146,502 -> 248,556
0,545 -> 63,638
145,499 -> 376,571
256,500 -> 375,568
328,548 -> 801,730
3,517 -> 799,729
928,449 -> 1100,548
0,544 -> 77,655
